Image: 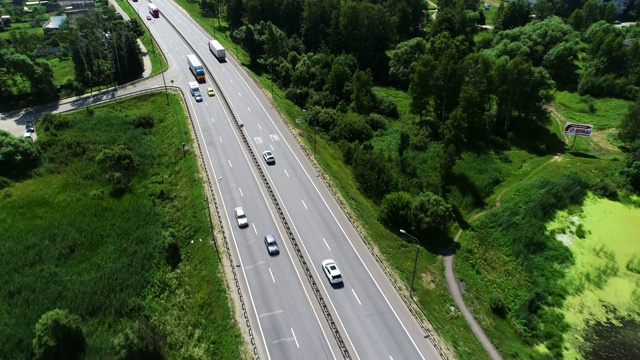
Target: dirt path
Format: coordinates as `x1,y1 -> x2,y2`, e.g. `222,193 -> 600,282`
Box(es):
443,155 -> 560,360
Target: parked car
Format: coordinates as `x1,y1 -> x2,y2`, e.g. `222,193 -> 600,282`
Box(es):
25,121 -> 34,133
234,207 -> 248,228
262,150 -> 275,164
264,234 -> 279,255
322,259 -> 342,284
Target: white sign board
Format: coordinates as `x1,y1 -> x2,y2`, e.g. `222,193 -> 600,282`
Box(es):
563,122 -> 594,137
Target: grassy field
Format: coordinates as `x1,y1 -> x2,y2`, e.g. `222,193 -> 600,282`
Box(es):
49,57 -> 75,86
0,93 -> 243,358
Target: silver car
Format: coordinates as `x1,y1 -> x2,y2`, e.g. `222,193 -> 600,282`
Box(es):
264,234 -> 279,255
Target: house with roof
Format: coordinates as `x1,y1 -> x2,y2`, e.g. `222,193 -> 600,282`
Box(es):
43,14 -> 66,35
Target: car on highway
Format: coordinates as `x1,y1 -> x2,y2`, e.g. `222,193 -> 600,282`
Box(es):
25,121 -> 34,133
264,234 -> 279,255
262,150 -> 275,164
194,92 -> 203,102
322,259 -> 342,284
234,207 -> 248,228
146,15 -> 152,20
207,87 -> 215,97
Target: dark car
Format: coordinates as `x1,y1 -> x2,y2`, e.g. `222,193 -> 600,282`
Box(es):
25,121 -> 35,133
264,234 -> 279,255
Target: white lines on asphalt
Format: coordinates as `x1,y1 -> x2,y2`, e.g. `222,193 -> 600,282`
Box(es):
269,268 -> 275,283
252,223 -> 257,234
244,261 -> 266,270
352,289 -> 362,305
284,169 -> 290,177
258,124 -> 262,130
228,159 -> 232,168
272,337 -> 295,345
259,310 -> 283,318
247,238 -> 257,244
211,117 -> 215,123
292,328 -> 300,348
248,107 -> 251,112
239,187 -> 244,197
301,200 -> 308,210
323,238 -> 331,251
238,92 -> 242,97
205,102 -> 208,107
219,136 -> 222,143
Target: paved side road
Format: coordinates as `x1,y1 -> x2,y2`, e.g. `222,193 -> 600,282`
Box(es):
0,0 -> 153,137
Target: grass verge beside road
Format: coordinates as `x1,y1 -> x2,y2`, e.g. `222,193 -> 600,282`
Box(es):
0,93 -> 243,358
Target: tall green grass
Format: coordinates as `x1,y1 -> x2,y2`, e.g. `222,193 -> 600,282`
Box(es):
0,93 -> 242,359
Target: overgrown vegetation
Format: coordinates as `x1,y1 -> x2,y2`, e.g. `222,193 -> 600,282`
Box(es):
458,173 -> 590,358
0,93 -> 242,359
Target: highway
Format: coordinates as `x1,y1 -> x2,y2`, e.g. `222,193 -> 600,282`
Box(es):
0,1 -> 445,358
138,0 -> 443,358
137,3 -> 344,359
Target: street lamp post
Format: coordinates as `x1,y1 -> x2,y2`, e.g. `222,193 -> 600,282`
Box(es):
400,229 -> 420,299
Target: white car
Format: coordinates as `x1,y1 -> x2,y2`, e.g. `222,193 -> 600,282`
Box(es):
322,259 -> 342,284
234,207 -> 248,228
262,150 -> 275,164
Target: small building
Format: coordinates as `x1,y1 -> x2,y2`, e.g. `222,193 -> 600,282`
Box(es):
43,14 -> 67,35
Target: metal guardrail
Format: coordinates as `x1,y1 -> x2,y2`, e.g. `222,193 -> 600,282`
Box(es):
162,10 -> 351,360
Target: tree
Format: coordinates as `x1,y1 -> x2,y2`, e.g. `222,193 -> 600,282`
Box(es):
330,112 -> 373,143
332,2 -> 396,79
409,54 -> 436,120
301,0 -> 339,50
351,69 -> 375,114
389,38 -> 428,89
378,191 -> 414,232
494,0 -> 533,30
113,320 -> 165,360
32,309 -> 85,360
619,99 -> 640,143
351,145 -> 394,201
0,130 -> 41,178
96,145 -> 138,192
225,0 -> 245,31
326,54 -> 357,103
412,191 -> 455,233
493,56 -> 554,130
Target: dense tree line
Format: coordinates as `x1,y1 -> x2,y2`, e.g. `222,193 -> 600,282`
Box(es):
0,5 -> 144,103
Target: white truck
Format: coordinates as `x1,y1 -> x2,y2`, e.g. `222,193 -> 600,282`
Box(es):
187,54 -> 206,82
208,40 -> 226,61
189,81 -> 202,102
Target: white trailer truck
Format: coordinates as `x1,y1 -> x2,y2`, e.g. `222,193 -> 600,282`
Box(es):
208,40 -> 226,61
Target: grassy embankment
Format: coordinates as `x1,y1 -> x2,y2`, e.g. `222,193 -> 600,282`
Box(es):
0,93 -> 244,358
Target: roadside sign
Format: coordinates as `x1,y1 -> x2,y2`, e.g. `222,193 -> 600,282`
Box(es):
563,122 -> 594,137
